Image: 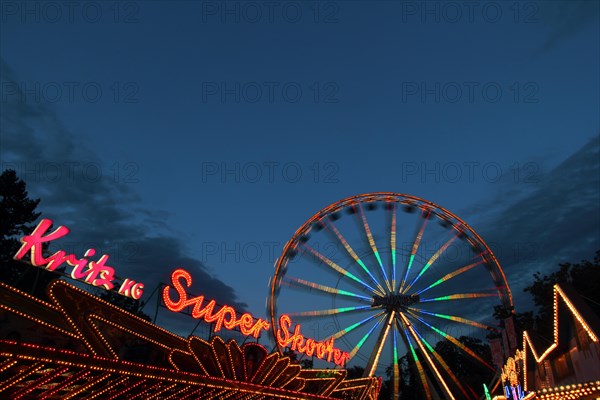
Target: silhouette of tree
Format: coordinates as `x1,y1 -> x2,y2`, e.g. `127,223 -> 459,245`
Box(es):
524,250 -> 600,337
491,304 -> 534,342
435,335 -> 494,397
282,348 -> 313,369
0,169 -> 157,320
345,365 -> 365,379
378,355 -> 420,400
0,169 -> 55,299
0,169 -> 40,267
491,250 -> 600,341
96,289 -> 152,321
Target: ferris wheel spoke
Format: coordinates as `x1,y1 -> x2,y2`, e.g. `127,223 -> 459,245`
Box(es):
415,259 -> 484,296
389,203 -> 398,293
398,209 -> 430,293
406,311 -> 495,371
391,324 -> 401,399
407,307 -> 493,331
269,193 -> 513,399
288,305 -> 371,319
323,220 -> 386,294
331,311 -> 386,340
405,318 -> 473,400
420,292 -> 500,303
403,233 -> 458,294
364,311 -> 395,377
298,243 -> 383,296
347,314 -> 386,359
283,277 -> 373,303
398,320 -> 433,400
399,314 -> 457,399
355,204 -> 392,292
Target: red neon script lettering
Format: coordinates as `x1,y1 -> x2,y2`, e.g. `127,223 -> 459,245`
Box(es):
276,314 -> 350,367
162,268 -> 270,338
163,268 -> 352,367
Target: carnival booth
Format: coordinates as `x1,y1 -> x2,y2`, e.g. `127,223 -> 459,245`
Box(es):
494,284 -> 600,400
0,218 -> 380,399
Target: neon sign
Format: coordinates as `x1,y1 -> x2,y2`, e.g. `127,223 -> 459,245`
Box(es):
162,269 -> 270,337
163,268 -> 351,367
277,314 -> 351,366
13,219 -> 351,366
14,219 -> 145,299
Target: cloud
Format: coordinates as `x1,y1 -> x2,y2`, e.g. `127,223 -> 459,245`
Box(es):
417,135 -> 600,326
468,135 -> 600,310
540,0 -> 600,51
0,59 -> 248,319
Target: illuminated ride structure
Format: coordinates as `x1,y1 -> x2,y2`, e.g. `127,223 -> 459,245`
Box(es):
268,193 -> 514,399
495,284 -> 600,400
0,192 -> 514,399
0,279 -> 381,399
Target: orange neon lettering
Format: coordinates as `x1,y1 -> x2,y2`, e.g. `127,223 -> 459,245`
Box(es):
238,313 -> 255,336
276,314 -> 350,367
316,342 -> 326,359
277,314 -> 294,347
162,269 -> 196,311
192,299 -> 215,319
304,338 -> 315,357
164,270 -> 350,366
246,319 -> 270,339
324,338 -> 335,363
221,306 -> 237,330
291,325 -> 304,351
333,349 -> 341,364
163,268 -> 270,339
205,304 -> 232,332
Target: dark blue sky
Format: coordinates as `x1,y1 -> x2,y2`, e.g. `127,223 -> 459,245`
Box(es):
1,0 -> 599,337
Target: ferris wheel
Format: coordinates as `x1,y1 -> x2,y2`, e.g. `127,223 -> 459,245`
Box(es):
267,193 -> 513,399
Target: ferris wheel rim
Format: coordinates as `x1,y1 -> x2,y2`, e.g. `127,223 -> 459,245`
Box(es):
267,192 -> 513,398
268,192 -> 513,320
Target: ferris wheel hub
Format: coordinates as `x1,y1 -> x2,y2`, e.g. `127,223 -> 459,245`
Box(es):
371,292 -> 420,312
269,193 -> 513,398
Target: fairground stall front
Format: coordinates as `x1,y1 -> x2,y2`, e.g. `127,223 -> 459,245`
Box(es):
0,218 -> 381,399
493,284 -> 600,400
